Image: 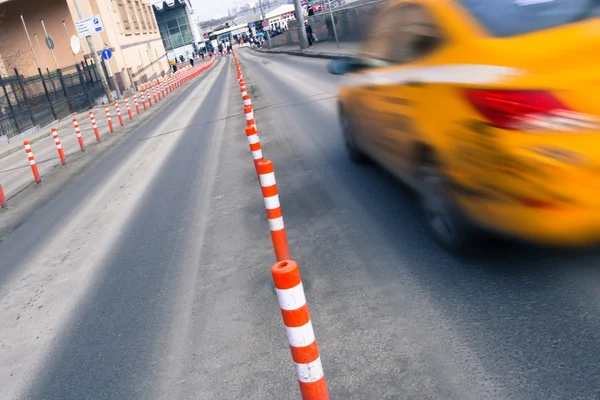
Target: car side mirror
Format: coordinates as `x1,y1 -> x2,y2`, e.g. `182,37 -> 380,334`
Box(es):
327,57 -> 360,75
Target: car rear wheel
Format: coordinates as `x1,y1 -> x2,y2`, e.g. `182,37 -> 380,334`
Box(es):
418,163 -> 475,253
340,112 -> 369,164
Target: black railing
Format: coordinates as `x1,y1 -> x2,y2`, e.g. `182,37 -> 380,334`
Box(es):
0,61 -> 108,139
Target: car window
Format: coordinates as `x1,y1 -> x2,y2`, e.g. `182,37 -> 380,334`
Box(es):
460,0 -> 600,37
387,5 -> 442,64
359,7 -> 398,61
360,4 -> 442,65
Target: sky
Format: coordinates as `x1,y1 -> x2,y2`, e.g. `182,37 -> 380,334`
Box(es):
191,0 -> 247,22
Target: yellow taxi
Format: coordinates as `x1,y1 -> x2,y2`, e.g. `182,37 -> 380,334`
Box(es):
328,0 -> 600,251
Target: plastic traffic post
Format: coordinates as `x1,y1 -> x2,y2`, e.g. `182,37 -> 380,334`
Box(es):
89,111 -> 101,142
133,93 -> 141,115
244,105 -> 256,127
258,160 -> 291,262
125,97 -> 133,120
51,127 -> 66,165
73,117 -> 85,151
24,140 -> 40,183
245,125 -> 264,178
271,260 -> 329,400
115,101 -> 124,126
105,105 -> 114,133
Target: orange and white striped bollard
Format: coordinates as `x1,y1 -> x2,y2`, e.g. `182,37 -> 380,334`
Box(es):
133,93 -> 140,115
114,101 -> 124,126
73,117 -> 85,151
104,105 -> 114,133
258,160 -> 290,262
124,97 -> 133,120
152,86 -> 158,103
141,92 -> 147,111
51,128 -> 66,165
0,184 -> 5,208
146,87 -> 152,106
24,140 -> 40,184
243,93 -> 252,107
89,111 -> 101,142
244,105 -> 255,127
245,125 -> 264,177
271,260 -> 329,400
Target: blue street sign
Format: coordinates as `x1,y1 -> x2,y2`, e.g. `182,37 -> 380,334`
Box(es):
101,49 -> 112,60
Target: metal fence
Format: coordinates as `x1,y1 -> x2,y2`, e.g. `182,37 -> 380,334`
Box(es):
0,61 -> 107,139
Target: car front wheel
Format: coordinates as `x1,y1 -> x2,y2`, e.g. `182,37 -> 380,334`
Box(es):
340,112 -> 369,164
418,164 -> 475,253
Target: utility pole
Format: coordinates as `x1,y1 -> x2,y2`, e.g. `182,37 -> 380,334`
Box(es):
258,0 -> 272,50
72,0 -> 113,103
293,0 -> 309,49
327,0 -> 339,48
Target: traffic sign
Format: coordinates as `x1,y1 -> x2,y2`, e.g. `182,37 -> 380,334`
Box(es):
262,20 -> 269,28
70,35 -> 81,55
75,14 -> 104,38
101,49 -> 112,60
45,36 -> 55,50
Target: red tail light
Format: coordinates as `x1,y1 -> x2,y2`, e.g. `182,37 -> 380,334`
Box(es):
464,90 -> 570,130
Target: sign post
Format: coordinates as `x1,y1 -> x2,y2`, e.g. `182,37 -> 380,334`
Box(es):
258,0 -> 272,50
72,0 -> 113,103
102,48 -> 121,99
40,19 -> 60,69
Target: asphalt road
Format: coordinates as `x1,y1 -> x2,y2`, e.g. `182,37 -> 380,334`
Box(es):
1,49 -> 599,400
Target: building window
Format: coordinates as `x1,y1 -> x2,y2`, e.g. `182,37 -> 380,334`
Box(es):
127,0 -> 140,32
117,0 -> 131,32
155,6 -> 193,51
148,5 -> 158,32
143,5 -> 152,33
136,1 -> 147,33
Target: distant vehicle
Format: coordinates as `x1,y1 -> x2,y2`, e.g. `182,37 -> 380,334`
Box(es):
329,0 -> 600,252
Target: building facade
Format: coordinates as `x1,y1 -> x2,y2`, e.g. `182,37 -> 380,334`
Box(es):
153,0 -> 200,62
0,0 -> 169,90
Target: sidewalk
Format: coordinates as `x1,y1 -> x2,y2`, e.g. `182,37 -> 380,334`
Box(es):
252,40 -> 359,60
0,59 -> 215,203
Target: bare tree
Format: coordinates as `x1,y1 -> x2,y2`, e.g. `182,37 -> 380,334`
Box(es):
0,9 -> 26,73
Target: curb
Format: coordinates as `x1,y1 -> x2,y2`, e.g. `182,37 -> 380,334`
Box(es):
0,112 -> 94,160
253,47 -> 348,60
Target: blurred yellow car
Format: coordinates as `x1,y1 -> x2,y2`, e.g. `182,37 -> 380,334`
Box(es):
328,0 -> 600,251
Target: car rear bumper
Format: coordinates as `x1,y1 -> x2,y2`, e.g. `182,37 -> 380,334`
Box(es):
457,195 -> 600,246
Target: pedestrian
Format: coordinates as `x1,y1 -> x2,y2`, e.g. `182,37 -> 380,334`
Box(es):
201,52 -> 205,60
190,57 -> 194,67
172,63 -> 177,73
305,21 -> 314,46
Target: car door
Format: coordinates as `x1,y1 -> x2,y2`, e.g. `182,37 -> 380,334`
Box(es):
345,10 -> 397,157
367,4 -> 444,182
